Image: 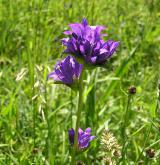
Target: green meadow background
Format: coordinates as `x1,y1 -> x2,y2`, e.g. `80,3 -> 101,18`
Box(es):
0,0 -> 160,164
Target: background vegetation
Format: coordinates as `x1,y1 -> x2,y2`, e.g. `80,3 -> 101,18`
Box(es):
0,0 -> 160,164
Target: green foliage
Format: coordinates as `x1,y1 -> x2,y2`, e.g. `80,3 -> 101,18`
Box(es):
0,0 -> 160,164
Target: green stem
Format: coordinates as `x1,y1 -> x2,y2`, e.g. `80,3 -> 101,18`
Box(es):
71,70 -> 84,165
135,123 -> 152,164
121,95 -> 131,162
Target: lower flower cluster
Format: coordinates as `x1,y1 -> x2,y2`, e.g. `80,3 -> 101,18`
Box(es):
68,128 -> 95,150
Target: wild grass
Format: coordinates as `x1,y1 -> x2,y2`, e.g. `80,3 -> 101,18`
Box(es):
0,0 -> 160,164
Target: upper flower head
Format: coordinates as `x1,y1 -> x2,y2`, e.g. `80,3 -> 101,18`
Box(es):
68,127 -> 95,150
62,18 -> 119,66
48,55 -> 83,87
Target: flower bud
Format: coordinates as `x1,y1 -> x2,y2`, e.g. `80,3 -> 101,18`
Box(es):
146,148 -> 155,158
128,86 -> 136,94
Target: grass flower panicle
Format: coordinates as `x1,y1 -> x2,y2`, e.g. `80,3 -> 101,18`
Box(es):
100,129 -> 120,164
62,18 -> 119,65
101,129 -> 120,153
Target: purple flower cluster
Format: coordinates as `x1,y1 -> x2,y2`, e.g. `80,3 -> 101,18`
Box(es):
68,128 -> 95,150
62,18 -> 119,65
48,18 -> 119,86
48,55 -> 83,86
48,19 -> 119,152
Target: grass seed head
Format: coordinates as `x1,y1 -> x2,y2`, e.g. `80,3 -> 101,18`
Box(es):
100,129 -> 121,164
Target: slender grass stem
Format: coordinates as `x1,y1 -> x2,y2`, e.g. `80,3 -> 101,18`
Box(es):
44,80 -> 54,164
135,123 -> 153,164
136,80 -> 159,163
71,70 -> 84,165
121,95 -> 131,162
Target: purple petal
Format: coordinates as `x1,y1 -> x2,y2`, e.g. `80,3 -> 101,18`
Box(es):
74,63 -> 83,78
96,54 -> 110,64
90,56 -> 97,63
60,56 -> 74,84
85,127 -> 91,134
72,32 -> 78,39
100,48 -> 108,54
63,30 -> 72,35
62,38 -> 69,46
67,38 -> 79,55
82,18 -> 88,27
79,140 -> 90,149
47,71 -> 60,81
78,128 -> 84,136
85,56 -> 97,64
109,41 -> 120,54
95,26 -> 106,34
89,136 -> 96,141
54,67 -> 70,84
69,23 -> 83,36
84,40 -> 92,55
68,55 -> 83,79
68,128 -> 75,145
102,40 -> 119,56
78,134 -> 90,149
79,45 -> 85,55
